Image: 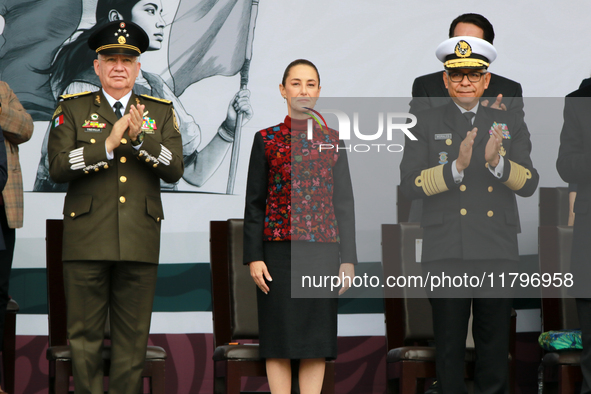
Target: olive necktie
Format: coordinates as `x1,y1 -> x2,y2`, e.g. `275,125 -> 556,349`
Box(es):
114,101 -> 123,119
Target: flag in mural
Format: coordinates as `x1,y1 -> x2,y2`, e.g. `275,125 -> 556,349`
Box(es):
168,0 -> 255,96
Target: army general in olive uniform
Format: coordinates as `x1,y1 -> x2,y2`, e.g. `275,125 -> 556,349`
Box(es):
48,21 -> 183,394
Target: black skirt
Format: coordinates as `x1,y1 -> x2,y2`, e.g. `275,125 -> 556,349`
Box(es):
257,241 -> 340,359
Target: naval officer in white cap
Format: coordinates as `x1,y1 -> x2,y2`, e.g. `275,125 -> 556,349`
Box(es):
400,36 -> 539,394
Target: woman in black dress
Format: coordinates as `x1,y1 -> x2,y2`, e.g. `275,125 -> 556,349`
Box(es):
243,59 -> 357,393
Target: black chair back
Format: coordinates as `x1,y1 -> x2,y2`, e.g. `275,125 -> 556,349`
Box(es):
539,225 -> 579,331
227,219 -> 259,339
539,187 -> 570,226
383,223 -> 433,350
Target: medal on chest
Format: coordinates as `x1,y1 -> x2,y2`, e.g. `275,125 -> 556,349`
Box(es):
82,114 -> 107,133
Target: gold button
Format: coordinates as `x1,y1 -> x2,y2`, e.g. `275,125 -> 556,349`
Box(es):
70,212 -> 75,217
153,163 -> 158,168
487,210 -> 494,217
459,185 -> 466,192
121,138 -> 127,145
460,208 -> 467,216
90,138 -> 96,144
104,164 -> 108,169
120,157 -> 127,163
94,168 -> 99,172
120,176 -> 127,183
488,186 -> 493,192
119,196 -> 126,203
446,139 -> 452,146
138,152 -> 143,157
145,158 -> 150,162
84,171 -> 89,174
157,217 -> 161,222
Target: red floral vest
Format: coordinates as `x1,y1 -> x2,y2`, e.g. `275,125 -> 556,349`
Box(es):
261,116 -> 341,242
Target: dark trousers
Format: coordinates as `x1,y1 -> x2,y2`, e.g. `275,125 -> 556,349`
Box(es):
430,297 -> 512,394
423,259 -> 514,394
0,207 -> 14,384
63,260 -> 158,394
577,298 -> 591,394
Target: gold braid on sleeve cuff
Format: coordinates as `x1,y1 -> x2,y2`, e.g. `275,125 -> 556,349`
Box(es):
415,165 -> 448,196
502,160 -> 532,191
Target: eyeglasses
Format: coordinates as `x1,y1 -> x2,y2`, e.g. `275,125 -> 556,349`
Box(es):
446,71 -> 487,83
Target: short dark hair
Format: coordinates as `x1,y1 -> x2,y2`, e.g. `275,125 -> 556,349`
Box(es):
281,59 -> 320,86
449,13 -> 495,44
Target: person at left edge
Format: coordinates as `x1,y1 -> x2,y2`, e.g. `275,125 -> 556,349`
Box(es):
0,82 -> 15,393
48,20 -> 183,394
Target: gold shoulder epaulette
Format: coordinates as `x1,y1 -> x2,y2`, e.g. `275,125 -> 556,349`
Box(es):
140,94 -> 172,104
59,91 -> 93,101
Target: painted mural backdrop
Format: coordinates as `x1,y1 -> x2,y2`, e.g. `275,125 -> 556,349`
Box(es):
0,0 -> 258,194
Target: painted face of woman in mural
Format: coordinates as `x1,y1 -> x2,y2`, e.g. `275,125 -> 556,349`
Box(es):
131,1 -> 165,50
280,64 -> 322,119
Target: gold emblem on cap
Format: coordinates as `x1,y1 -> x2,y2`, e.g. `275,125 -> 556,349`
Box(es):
455,40 -> 472,58
118,36 -> 126,44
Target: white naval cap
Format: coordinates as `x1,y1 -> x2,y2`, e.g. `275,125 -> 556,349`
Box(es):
436,36 -> 497,69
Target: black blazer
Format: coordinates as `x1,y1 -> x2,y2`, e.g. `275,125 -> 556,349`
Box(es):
557,84 -> 591,297
410,71 -> 524,117
400,102 -> 538,262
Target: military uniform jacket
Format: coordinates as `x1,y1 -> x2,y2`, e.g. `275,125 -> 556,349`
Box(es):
557,85 -> 591,297
48,90 -> 183,264
400,101 -> 538,262
409,71 -> 524,117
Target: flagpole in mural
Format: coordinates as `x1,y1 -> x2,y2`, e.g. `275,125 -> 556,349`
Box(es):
227,0 -> 259,195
